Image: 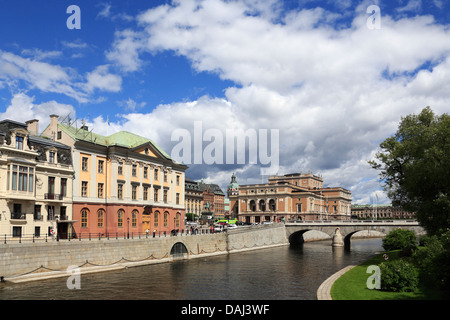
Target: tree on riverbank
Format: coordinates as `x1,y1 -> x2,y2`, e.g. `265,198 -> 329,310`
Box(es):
369,107 -> 450,236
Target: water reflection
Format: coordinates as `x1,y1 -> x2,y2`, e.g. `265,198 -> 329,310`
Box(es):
0,238 -> 383,300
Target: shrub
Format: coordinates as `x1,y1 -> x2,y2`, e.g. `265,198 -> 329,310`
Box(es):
382,229 -> 417,253
380,259 -> 419,292
416,229 -> 450,292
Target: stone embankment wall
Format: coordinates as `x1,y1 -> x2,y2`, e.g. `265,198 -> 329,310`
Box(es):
0,223 -> 288,282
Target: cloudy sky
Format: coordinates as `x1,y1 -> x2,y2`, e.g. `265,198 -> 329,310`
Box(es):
1,0 -> 449,204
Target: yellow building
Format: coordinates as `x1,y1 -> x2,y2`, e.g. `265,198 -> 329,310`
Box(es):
41,115 -> 187,237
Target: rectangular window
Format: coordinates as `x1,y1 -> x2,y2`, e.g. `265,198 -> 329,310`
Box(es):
176,193 -> 180,205
154,168 -> 159,181
98,183 -> 104,198
132,185 -> 137,200
154,188 -> 159,202
143,186 -> 148,200
132,164 -> 137,177
82,157 -> 89,171
57,131 -> 62,139
12,227 -> 22,238
98,160 -> 104,173
60,178 -> 67,197
47,205 -> 55,221
13,203 -> 21,214
143,166 -> 148,179
163,189 -> 168,203
176,175 -> 180,186
34,226 -> 41,237
81,181 -> 88,197
18,166 -> 28,191
60,206 -> 67,219
49,151 -> 55,163
12,165 -> 17,190
164,171 -> 168,182
118,183 -> 123,199
34,205 -> 41,221
15,136 -> 23,150
48,176 -> 55,195
118,161 -> 123,175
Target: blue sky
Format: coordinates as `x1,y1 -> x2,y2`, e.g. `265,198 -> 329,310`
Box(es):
1,0 -> 450,203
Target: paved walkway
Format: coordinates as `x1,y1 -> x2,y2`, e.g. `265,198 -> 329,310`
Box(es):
316,265 -> 356,300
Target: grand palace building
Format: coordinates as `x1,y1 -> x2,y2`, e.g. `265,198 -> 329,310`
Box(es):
228,172 -> 352,223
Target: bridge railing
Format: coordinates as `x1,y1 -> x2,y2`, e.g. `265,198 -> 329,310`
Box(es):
286,219 -> 418,224
0,227 -> 227,245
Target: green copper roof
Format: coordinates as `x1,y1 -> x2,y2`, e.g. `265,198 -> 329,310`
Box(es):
58,123 -> 172,159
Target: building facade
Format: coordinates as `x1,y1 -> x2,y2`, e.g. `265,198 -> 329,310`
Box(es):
41,115 -> 187,238
199,181 -> 225,220
351,204 -> 415,220
0,119 -> 74,240
229,173 -> 352,224
184,178 -> 203,221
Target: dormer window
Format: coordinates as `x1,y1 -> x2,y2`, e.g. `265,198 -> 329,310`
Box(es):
49,151 -> 55,163
15,136 -> 24,150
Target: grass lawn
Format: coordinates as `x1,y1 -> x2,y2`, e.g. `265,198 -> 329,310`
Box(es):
330,250 -> 441,300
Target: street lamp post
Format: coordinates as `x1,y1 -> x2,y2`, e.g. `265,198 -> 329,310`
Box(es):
127,217 -> 130,239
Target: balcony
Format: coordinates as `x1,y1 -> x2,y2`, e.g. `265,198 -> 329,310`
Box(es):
44,193 -> 63,200
10,212 -> 27,224
11,212 -> 26,220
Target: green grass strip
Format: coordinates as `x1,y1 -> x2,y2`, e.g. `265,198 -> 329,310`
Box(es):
330,251 -> 429,300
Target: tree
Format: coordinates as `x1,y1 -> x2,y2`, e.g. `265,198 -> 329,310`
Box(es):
382,229 -> 417,252
369,107 -> 450,236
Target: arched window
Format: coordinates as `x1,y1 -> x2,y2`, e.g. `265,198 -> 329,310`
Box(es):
118,209 -> 124,227
97,209 -> 104,228
132,210 -> 138,227
81,208 -> 89,228
259,199 -> 266,211
164,211 -> 169,227
175,213 -> 180,227
154,211 -> 159,227
269,199 -> 276,211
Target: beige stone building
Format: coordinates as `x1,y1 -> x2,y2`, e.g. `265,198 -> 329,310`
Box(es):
185,178 -> 203,220
351,204 -> 415,220
0,119 -> 74,240
229,173 -> 352,223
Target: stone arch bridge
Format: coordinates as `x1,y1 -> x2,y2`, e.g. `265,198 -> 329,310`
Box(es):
285,220 -> 424,246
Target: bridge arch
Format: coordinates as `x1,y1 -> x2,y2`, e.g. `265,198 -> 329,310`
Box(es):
342,230 -> 386,247
170,242 -> 188,259
288,229 -> 331,245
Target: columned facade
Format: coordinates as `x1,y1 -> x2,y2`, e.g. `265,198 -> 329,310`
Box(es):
231,173 -> 352,223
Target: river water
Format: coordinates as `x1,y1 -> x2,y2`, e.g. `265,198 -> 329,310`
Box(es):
0,238 -> 383,300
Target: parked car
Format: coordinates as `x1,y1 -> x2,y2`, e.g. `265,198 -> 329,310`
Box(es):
226,224 -> 237,230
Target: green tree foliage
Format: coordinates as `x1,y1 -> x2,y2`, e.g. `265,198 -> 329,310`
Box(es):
369,107 -> 450,236
380,259 -> 419,292
382,229 -> 417,252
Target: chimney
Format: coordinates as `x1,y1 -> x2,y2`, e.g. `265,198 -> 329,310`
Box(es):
26,119 -> 39,136
49,114 -> 59,140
